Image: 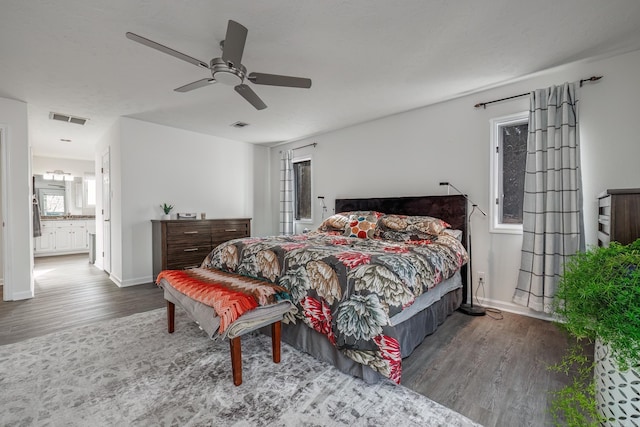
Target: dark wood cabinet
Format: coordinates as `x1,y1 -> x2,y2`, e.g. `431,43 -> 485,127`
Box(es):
597,189 -> 640,247
151,218 -> 251,280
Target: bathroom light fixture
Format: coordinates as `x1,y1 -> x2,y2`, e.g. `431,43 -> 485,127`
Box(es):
44,170 -> 74,181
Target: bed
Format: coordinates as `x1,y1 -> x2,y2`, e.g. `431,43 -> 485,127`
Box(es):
158,194 -> 468,384
220,195 -> 467,383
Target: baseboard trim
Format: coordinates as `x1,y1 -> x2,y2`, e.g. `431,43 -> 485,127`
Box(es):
475,296 -> 555,322
111,275 -> 154,288
9,289 -> 35,301
109,274 -> 122,288
34,250 -> 89,258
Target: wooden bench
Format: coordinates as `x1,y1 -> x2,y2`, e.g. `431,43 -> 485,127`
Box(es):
165,300 -> 282,386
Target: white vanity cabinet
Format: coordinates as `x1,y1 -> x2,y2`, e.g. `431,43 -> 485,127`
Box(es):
35,222 -> 56,253
34,219 -> 94,256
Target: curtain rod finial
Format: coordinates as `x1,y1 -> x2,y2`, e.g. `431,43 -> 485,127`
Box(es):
580,75 -> 603,87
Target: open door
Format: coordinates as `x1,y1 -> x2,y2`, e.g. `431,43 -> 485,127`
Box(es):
101,149 -> 111,273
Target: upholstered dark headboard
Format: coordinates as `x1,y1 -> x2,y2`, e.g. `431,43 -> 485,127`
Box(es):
335,194 -> 469,297
335,194 -> 467,237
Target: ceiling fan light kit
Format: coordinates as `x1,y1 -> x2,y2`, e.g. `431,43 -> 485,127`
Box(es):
126,20 -> 312,110
209,57 -> 245,86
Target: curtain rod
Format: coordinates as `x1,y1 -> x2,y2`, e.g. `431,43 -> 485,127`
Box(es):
279,142 -> 317,153
473,75 -> 603,109
293,142 -> 317,151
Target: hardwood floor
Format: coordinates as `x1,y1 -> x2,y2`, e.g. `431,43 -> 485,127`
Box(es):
0,254 -> 164,345
1,255 -> 587,426
402,309 -> 590,426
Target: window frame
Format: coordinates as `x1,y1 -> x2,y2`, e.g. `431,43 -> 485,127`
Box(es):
84,173 -> 96,207
292,155 -> 313,224
39,188 -> 66,216
489,111 -> 528,234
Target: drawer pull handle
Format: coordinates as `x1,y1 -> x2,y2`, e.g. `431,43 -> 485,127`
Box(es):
225,229 -> 237,232
183,231 -> 199,234
184,265 -> 199,270
183,248 -> 199,252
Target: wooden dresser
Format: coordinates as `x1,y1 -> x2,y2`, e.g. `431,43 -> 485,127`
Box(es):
597,189 -> 640,247
151,218 -> 251,280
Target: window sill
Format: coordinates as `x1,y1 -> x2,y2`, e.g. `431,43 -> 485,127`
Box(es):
490,225 -> 523,235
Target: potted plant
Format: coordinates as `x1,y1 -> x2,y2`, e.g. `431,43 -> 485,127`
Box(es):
161,203 -> 174,220
550,238 -> 640,426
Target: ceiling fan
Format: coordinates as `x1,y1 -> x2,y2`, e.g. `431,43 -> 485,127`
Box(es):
126,20 -> 312,110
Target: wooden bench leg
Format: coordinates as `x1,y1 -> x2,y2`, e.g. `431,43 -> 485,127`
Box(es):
271,321 -> 281,364
166,300 -> 175,333
230,336 -> 242,386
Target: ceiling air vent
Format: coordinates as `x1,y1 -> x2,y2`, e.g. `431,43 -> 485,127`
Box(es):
49,112 -> 88,125
231,121 -> 250,128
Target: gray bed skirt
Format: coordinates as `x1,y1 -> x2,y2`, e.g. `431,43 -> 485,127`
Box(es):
261,287 -> 463,384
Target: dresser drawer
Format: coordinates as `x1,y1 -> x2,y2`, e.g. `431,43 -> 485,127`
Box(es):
211,220 -> 250,243
166,243 -> 212,270
597,189 -> 640,246
166,222 -> 211,244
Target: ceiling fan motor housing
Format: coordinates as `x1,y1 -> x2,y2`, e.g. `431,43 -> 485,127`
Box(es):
210,57 -> 245,86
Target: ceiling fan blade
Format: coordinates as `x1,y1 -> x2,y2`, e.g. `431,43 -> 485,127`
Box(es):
221,20 -> 248,67
126,32 -> 210,69
174,78 -> 216,92
248,72 -> 312,88
235,84 -> 267,110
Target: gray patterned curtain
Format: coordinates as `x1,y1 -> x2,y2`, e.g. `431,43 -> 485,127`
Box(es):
513,82 -> 585,313
279,150 -> 294,235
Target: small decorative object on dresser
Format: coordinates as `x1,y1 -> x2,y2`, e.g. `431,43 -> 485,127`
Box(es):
151,218 -> 251,280
160,203 -> 174,220
176,212 -> 197,219
597,188 -> 640,246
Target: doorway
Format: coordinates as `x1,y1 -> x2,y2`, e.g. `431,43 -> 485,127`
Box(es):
31,155 -> 100,295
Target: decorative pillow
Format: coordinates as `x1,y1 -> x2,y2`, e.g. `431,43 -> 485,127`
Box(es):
344,213 -> 381,239
375,214 -> 451,241
336,210 -> 385,221
317,213 -> 350,233
443,228 -> 463,242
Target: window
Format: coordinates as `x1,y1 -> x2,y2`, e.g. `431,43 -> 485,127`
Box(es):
490,112 -> 528,234
84,173 -> 96,207
39,189 -> 66,216
292,157 -> 312,222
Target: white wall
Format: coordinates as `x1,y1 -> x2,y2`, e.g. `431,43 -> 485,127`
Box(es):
268,48 -> 640,318
96,117 -> 270,287
0,127 -> 3,286
0,97 -> 33,300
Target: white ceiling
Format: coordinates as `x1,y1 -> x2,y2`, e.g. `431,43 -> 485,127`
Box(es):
2,1 -> 640,161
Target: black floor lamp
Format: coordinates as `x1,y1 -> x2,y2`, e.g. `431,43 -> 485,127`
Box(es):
440,182 -> 487,316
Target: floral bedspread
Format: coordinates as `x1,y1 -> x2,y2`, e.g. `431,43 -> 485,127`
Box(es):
201,232 -> 468,383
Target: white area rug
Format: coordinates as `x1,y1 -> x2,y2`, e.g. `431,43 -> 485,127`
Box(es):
0,308 -> 481,426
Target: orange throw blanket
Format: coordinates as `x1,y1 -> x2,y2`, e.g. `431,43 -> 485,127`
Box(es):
157,268 -> 290,333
